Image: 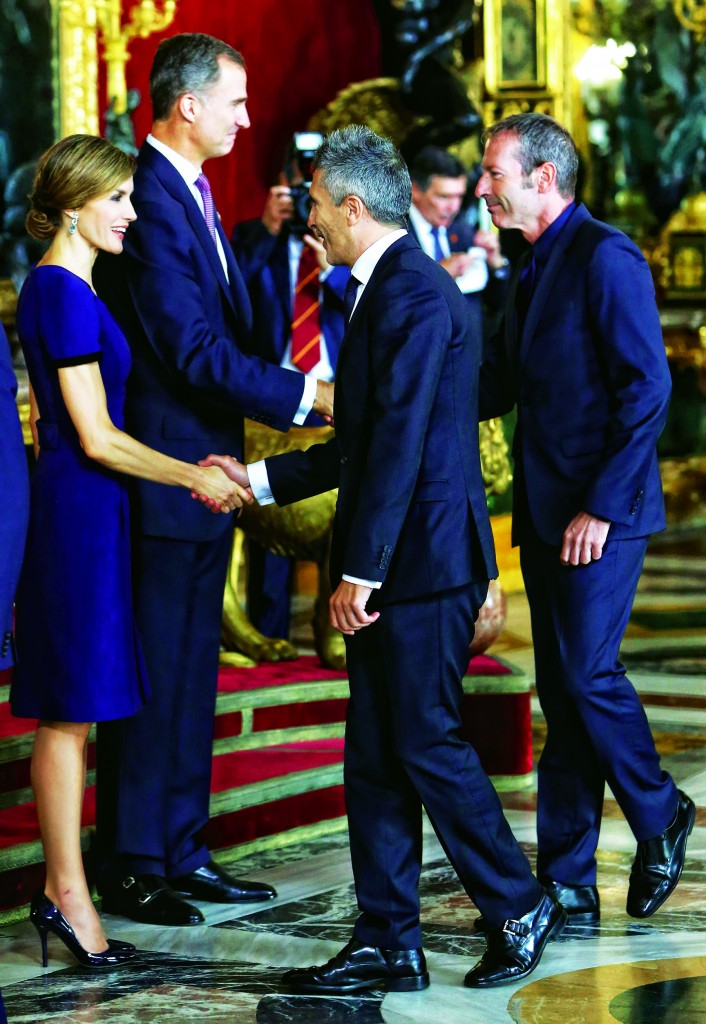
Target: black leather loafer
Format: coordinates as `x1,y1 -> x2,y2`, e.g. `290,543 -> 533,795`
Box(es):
101,874 -> 204,926
464,892 -> 566,988
473,880 -> 599,932
282,937 -> 430,994
627,790 -> 695,919
171,859 -> 276,903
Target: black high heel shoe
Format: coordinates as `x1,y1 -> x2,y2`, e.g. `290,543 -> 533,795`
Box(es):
30,892 -> 138,968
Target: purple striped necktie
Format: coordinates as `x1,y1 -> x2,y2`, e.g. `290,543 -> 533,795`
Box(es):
195,173 -> 218,246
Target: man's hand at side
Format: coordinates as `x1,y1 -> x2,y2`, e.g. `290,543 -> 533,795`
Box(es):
330,581 -> 379,635
560,511 -> 611,566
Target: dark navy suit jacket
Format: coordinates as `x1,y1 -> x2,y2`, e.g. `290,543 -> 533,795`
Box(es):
95,142 -> 307,542
265,233 -> 497,605
479,203 -> 671,545
231,219 -> 349,373
0,325 -> 29,669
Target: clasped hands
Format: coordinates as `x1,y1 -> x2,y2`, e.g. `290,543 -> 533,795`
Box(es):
191,456 -> 253,515
194,453 -> 379,636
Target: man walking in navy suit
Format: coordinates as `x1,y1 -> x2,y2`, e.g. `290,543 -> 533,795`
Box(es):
94,33 -> 334,926
203,125 -> 565,992
231,143 -> 349,639
476,112 -> 693,927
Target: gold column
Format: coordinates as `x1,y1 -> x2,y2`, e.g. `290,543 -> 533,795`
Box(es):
52,0 -> 100,136
51,0 -> 177,138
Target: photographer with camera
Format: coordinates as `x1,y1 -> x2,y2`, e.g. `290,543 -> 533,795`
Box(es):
231,133 -> 349,640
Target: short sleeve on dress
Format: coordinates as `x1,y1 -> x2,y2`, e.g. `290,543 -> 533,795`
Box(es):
37,268 -> 102,367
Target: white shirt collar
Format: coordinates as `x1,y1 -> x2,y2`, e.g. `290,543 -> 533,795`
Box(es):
350,228 -> 407,286
146,133 -> 201,188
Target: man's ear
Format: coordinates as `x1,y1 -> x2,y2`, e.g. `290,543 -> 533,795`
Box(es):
535,161 -> 558,192
344,194 -> 365,225
177,92 -> 200,125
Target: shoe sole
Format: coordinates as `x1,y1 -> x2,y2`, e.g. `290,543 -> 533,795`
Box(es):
174,890 -> 275,903
627,800 -> 696,919
286,972 -> 430,994
464,909 -> 567,988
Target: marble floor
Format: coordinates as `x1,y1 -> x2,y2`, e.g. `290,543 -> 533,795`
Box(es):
1,524 -> 704,1023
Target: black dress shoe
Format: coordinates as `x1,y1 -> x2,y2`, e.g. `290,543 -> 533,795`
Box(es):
464,892 -> 566,988
282,937 -> 430,994
171,859 -> 276,903
627,790 -> 695,919
473,880 -> 599,933
101,874 -> 204,926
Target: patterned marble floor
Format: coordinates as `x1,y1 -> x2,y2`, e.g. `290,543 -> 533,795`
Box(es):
1,524 -> 704,1023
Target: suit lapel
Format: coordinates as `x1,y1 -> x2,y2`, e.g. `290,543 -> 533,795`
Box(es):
217,216 -> 253,331
505,250 -> 530,371
520,204 -> 591,364
139,145 -> 251,328
336,235 -> 410,376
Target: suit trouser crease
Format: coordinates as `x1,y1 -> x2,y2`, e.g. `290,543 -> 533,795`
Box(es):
345,583 -> 542,949
98,528 -> 233,880
519,529 -> 677,886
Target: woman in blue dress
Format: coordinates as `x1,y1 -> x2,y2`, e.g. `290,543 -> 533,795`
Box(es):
11,135 -> 249,968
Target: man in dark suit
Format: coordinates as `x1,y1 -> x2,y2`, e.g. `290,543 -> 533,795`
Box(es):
0,322 -> 29,674
231,152 -> 349,639
476,112 -> 693,927
94,33 -> 334,926
203,125 -> 565,992
407,146 -> 510,340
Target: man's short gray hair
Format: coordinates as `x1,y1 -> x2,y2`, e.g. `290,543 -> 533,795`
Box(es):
150,33 -> 245,122
312,125 -> 411,226
482,113 -> 578,198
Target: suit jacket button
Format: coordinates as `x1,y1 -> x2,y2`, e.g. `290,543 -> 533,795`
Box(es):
341,456 -> 348,464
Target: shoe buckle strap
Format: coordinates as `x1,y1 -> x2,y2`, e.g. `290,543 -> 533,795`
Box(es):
502,918 -> 530,938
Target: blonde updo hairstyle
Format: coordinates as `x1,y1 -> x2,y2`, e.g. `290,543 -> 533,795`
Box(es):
26,134 -> 135,241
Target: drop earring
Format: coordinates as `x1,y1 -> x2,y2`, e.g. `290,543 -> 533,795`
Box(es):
68,211 -> 78,235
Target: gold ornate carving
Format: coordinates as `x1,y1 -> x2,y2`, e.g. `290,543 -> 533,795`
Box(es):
220,421 -> 346,670
96,0 -> 177,114
480,418 -> 512,496
51,0 -> 178,137
308,77 -> 422,145
673,0 -> 706,40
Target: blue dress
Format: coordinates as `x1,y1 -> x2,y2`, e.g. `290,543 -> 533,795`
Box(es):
11,266 -> 149,722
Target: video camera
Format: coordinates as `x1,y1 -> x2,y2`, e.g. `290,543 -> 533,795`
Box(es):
284,131 -> 324,235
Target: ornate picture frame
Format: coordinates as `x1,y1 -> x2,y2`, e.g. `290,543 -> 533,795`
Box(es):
484,0 -> 548,92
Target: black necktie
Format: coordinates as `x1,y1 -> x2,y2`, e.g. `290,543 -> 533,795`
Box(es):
343,275 -> 360,322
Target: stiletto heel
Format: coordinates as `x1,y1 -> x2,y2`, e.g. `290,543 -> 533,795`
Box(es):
29,892 -> 137,968
32,918 -> 49,967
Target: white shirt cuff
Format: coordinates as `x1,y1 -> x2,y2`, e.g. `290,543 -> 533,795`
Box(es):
342,574 -> 382,590
293,374 -> 317,425
247,460 -> 276,506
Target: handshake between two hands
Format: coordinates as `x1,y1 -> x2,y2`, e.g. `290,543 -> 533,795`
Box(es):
190,453 -> 252,514
189,450 -> 379,638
